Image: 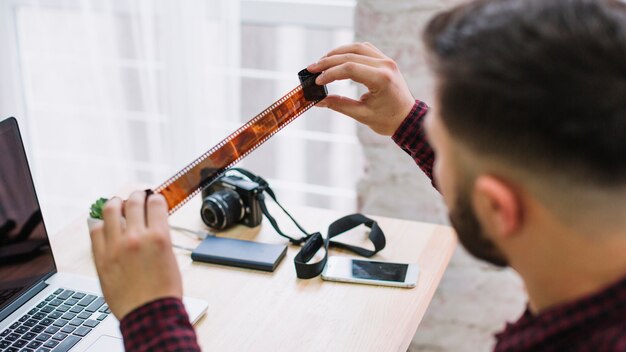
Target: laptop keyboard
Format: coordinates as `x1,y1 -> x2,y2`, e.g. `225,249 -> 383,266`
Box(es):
0,288 -> 111,352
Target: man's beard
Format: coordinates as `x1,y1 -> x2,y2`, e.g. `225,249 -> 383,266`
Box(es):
448,185 -> 509,267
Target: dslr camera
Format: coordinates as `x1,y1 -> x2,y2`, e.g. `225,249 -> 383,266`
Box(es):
200,175 -> 264,230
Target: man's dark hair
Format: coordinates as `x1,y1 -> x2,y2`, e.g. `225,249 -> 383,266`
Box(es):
423,0 -> 626,186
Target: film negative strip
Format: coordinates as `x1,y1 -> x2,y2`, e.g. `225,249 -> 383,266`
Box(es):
154,69 -> 327,214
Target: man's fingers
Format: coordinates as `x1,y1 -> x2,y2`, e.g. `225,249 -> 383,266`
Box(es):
315,62 -> 382,89
125,191 -> 147,231
316,95 -> 370,122
102,197 -> 123,244
146,194 -> 169,233
325,42 -> 386,60
88,220 -> 106,262
307,43 -> 387,73
308,53 -> 385,74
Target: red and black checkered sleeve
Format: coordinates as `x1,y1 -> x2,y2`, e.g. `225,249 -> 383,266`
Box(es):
120,297 -> 200,352
391,100 -> 435,184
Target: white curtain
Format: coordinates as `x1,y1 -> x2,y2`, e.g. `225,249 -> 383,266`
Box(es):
1,0 -> 359,233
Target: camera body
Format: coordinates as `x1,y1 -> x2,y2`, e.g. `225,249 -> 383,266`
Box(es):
200,175 -> 263,230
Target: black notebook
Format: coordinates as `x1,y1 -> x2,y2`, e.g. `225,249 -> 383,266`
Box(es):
191,236 -> 287,272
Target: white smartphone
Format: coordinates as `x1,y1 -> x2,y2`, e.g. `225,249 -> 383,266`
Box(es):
321,256 -> 419,288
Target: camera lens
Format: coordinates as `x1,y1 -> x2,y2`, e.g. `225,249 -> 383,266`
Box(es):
200,189 -> 245,230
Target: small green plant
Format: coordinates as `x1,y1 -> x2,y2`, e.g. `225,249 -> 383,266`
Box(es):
89,198 -> 108,219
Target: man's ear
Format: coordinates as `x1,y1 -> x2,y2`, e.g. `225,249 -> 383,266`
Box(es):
472,175 -> 523,238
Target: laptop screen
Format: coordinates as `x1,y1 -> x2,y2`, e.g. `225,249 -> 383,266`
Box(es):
0,118 -> 56,312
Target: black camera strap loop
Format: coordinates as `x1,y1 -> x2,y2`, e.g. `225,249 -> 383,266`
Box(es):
294,214 -> 386,279
293,233 -> 327,279
327,214 -> 386,257
223,168 -> 386,279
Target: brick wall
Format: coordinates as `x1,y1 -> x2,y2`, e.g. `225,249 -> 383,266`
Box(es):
355,0 -> 448,224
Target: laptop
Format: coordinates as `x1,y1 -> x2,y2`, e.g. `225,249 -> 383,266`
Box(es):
0,117 -> 208,352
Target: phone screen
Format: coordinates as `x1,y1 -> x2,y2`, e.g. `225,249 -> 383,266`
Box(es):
351,259 -> 408,282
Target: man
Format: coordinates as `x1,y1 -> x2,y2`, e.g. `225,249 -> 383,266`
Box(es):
89,0 -> 626,350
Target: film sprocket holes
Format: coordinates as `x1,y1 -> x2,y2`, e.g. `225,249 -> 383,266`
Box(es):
200,175 -> 263,230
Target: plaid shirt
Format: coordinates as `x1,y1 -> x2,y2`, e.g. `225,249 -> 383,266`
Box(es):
494,275 -> 626,351
120,297 -> 200,351
120,100 -> 626,351
391,100 -> 435,183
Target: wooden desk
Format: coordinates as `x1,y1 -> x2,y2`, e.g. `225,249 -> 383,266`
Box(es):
49,196 -> 456,352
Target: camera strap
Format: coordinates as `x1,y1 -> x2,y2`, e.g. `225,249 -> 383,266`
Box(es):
227,168 -> 386,279
293,214 -> 386,279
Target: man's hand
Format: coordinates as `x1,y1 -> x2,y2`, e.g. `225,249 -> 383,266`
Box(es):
88,191 -> 183,320
307,42 -> 416,136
